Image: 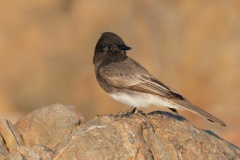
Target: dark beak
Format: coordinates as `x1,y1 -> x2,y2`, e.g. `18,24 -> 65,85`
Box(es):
120,45 -> 132,51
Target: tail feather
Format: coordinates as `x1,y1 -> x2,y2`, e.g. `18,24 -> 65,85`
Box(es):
171,99 -> 226,126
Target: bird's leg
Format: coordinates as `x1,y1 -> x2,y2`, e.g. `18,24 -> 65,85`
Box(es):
121,106 -> 137,116
113,106 -> 137,118
130,107 -> 137,114
123,106 -> 134,114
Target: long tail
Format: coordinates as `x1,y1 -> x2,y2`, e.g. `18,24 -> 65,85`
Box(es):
171,98 -> 226,126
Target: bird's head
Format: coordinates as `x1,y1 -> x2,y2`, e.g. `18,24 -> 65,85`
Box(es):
93,32 -> 131,65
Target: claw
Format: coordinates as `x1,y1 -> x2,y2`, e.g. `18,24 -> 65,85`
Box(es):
112,106 -> 137,118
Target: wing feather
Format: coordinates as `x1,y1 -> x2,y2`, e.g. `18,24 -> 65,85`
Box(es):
99,58 -> 226,126
100,58 -> 172,97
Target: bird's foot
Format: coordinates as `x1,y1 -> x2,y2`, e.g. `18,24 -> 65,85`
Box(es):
136,110 -> 146,117
112,106 -> 137,118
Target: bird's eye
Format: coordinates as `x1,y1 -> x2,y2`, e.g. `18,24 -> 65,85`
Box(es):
107,44 -> 113,50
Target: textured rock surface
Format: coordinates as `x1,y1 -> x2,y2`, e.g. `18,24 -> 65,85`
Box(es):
0,119 -> 23,153
53,111 -> 240,159
15,104 -> 83,149
0,104 -> 239,159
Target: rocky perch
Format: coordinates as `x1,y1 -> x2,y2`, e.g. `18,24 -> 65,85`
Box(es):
0,104 -> 239,159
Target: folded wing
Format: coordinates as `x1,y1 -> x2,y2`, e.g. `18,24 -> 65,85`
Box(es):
100,58 -> 226,126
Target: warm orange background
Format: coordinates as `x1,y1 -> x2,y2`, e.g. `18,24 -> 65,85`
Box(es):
0,1 -> 239,146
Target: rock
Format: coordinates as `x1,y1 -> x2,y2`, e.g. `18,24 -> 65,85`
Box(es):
0,104 -> 239,159
0,119 -> 23,153
31,145 -> 53,160
0,134 -> 9,156
16,146 -> 41,160
4,151 -> 24,160
53,111 -> 240,159
15,104 -> 84,149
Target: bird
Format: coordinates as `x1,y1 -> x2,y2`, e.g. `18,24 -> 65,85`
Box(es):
93,32 -> 226,126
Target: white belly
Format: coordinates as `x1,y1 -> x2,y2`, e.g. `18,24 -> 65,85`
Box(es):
109,91 -> 183,109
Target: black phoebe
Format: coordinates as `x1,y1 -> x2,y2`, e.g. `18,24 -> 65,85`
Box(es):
93,32 -> 226,126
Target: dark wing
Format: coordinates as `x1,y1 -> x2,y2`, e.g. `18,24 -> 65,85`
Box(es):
100,58 -> 173,98
170,98 -> 226,126
100,58 -> 226,126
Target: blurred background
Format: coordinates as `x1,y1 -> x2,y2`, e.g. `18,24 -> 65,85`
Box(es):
0,0 -> 239,146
